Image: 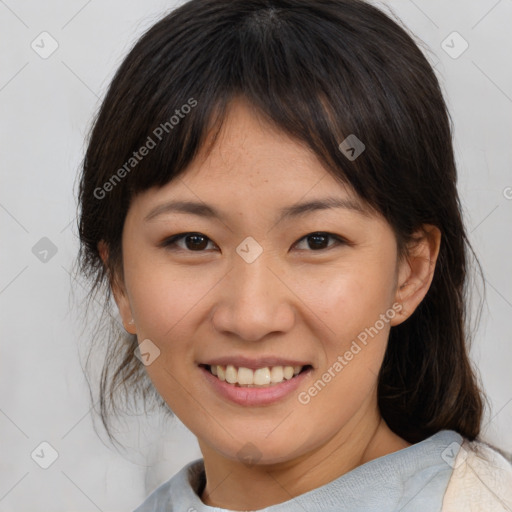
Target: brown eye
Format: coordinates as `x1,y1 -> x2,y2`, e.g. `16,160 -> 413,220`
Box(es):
294,232 -> 345,251
161,233 -> 216,252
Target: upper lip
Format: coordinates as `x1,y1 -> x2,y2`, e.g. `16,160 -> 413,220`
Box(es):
200,356 -> 313,370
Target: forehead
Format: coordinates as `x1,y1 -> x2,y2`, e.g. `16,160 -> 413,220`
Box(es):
128,98 -> 379,229
178,98 -> 359,200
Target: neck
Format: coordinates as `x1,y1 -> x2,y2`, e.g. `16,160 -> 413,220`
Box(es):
199,406 -> 410,510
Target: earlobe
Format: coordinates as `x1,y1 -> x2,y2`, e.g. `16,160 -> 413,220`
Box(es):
97,240 -> 137,335
391,225 -> 442,326
98,240 -> 109,266
123,317 -> 137,335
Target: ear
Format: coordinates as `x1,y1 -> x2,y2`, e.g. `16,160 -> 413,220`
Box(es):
98,240 -> 137,335
390,224 -> 442,326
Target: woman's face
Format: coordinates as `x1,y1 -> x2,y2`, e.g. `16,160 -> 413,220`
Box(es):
116,98 -> 410,465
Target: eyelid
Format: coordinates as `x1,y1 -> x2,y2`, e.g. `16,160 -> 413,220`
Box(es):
160,232 -> 218,251
160,231 -> 350,253
293,232 -> 348,251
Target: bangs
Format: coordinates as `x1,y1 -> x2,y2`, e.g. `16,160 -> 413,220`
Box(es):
82,0 -> 446,265
88,0 -> 433,217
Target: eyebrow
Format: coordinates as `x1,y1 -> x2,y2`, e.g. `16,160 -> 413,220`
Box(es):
144,196 -> 370,223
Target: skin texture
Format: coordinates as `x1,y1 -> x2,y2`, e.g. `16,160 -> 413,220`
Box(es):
107,98 -> 441,510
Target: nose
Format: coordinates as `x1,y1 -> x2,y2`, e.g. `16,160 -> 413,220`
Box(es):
211,254 -> 296,342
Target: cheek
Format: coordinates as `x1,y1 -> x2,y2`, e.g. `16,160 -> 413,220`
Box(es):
124,254 -> 217,341
298,279 -> 393,431
122,260 -> 211,410
289,258 -> 396,340
292,256 -> 396,407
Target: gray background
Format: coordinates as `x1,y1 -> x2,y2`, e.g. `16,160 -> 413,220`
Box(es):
1,0 -> 511,510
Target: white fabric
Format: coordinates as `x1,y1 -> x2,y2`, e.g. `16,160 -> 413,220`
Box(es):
442,439 -> 512,511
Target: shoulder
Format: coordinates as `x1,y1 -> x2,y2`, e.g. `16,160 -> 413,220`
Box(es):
132,478 -> 173,512
132,458 -> 205,512
442,437 -> 512,511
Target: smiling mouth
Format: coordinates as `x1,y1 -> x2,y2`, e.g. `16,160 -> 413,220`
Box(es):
199,364 -> 313,387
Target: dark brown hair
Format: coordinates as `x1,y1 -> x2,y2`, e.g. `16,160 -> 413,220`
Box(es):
77,0 -> 486,444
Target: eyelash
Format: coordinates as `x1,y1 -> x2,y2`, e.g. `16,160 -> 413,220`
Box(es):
160,232 -> 349,253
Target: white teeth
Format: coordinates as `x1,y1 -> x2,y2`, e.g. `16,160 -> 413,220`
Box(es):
270,366 -> 283,383
238,366 -> 254,385
207,364 -> 306,387
283,366 -> 294,380
254,368 -> 271,386
225,364 -> 238,384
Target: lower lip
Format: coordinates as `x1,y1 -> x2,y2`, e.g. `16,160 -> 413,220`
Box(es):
199,365 -> 313,406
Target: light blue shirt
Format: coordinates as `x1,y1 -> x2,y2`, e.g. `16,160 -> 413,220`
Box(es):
134,429 -> 462,511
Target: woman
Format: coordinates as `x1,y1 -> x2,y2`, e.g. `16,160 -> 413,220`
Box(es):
77,0 -> 512,510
